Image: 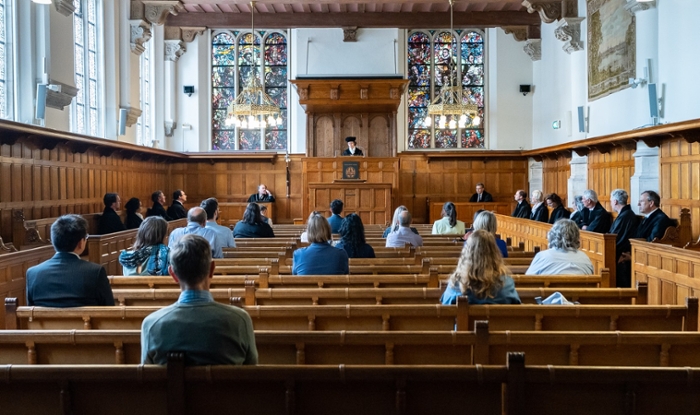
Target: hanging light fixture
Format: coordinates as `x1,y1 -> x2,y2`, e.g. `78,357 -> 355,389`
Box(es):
425,0 -> 481,129
226,1 -> 283,130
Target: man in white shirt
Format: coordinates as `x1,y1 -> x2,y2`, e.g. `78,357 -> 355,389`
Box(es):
168,207 -> 224,258
200,198 -> 236,248
386,210 -> 423,248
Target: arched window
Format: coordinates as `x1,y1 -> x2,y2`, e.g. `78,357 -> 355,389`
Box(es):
0,0 -> 14,120
72,0 -> 101,136
211,30 -> 288,151
407,29 -> 485,149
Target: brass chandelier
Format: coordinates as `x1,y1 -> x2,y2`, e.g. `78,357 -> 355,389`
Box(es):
226,1 -> 283,129
425,0 -> 481,129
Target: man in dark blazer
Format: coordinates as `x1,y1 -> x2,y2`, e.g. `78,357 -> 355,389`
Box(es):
581,189 -> 611,233
26,214 -> 114,307
342,136 -> 364,156
511,190 -> 531,218
469,183 -> 493,202
147,190 -> 172,220
609,189 -> 641,287
97,193 -> 126,235
636,190 -> 674,241
167,189 -> 187,219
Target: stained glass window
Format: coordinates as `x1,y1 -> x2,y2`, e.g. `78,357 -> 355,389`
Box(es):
407,29 -> 486,149
0,0 -> 13,120
211,30 -> 288,151
136,41 -> 152,146
73,0 -> 101,137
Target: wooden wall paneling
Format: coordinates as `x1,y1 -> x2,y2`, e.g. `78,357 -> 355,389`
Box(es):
368,115 -> 390,158
586,147 -> 634,211
341,115 -> 362,154
314,115 -> 335,157
542,154 -> 570,204
660,138 -> 700,240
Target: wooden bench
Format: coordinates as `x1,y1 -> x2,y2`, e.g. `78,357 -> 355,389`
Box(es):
11,209 -> 121,250
6,294 -> 691,331
0,245 -> 56,323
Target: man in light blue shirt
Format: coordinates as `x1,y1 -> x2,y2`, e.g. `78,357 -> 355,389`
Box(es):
168,207 -> 224,258
141,234 -> 258,366
201,198 -> 236,248
386,210 -> 423,248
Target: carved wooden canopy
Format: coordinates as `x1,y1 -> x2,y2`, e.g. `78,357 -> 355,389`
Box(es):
289,78 -> 409,114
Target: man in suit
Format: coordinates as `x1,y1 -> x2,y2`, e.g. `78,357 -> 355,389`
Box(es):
147,190 -> 172,220
167,189 -> 187,220
26,214 -> 114,307
511,190 -> 531,218
342,136 -> 364,156
636,190 -> 674,241
247,184 -> 276,203
469,183 -> 493,202
141,234 -> 258,366
97,192 -> 126,235
327,199 -> 344,233
609,189 -> 641,287
581,189 -> 611,233
168,207 -> 224,258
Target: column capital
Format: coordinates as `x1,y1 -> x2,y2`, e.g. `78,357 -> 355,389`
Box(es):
554,17 -> 585,54
164,39 -> 186,62
624,0 -> 656,14
523,39 -> 542,61
522,0 -> 578,24
130,19 -> 153,56
52,0 -> 76,17
120,106 -> 143,127
141,0 -> 184,25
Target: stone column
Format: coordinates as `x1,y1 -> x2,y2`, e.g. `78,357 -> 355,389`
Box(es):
630,141 -> 659,213
567,153 -> 588,206
529,159 -> 543,194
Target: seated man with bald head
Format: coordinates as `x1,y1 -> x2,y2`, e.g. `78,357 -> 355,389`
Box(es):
386,210 -> 423,248
141,234 -> 258,366
168,207 -> 224,258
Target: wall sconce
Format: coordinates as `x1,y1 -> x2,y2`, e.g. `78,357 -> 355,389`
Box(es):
183,86 -> 195,97
520,85 -> 532,96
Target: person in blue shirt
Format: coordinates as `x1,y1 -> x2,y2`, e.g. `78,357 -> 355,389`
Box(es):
441,230 -> 521,305
327,199 -> 344,234
293,212 -> 349,275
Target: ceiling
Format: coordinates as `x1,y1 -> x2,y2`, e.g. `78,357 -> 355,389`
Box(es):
165,0 -> 542,29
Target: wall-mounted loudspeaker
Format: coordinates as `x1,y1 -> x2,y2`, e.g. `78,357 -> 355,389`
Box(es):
648,83 -> 659,118
577,106 -> 588,133
35,84 -> 47,120
519,85 -> 531,96
118,108 -> 128,136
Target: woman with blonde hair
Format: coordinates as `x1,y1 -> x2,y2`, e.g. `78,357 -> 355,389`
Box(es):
293,211 -> 349,275
383,205 -> 419,238
440,230 -> 521,305
472,211 -> 508,258
432,201 -> 465,235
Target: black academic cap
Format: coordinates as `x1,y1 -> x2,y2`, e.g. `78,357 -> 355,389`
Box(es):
345,136 -> 357,143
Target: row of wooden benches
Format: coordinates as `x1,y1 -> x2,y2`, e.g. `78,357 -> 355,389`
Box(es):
3,321 -> 700,367
0,353 -> 696,415
6,295 -> 695,331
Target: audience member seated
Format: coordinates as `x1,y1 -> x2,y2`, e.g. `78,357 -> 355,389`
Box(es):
570,195 -> 586,228
382,205 -> 419,238
247,184 -> 275,203
167,189 -> 188,220
97,192 -> 126,235
432,201 -> 465,235
469,182 -> 493,202
529,190 -> 549,223
124,197 -> 144,229
609,189 -> 640,287
525,219 -> 594,275
636,190 -> 674,241
260,205 -> 273,225
147,190 -> 172,221
141,235 -> 258,366
292,212 -> 349,275
327,199 -> 344,234
26,214 -> 114,307
581,189 -> 611,233
233,203 -> 275,239
546,193 -> 569,224
200,198 -> 236,248
470,211 -> 508,258
512,189 -> 531,218
440,230 -> 521,305
169,207 -> 224,258
119,216 -> 170,276
386,210 -> 423,248
336,213 -> 376,259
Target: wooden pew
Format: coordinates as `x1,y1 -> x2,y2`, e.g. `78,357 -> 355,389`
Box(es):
0,236 -> 17,254
11,209 -> 121,250
6,293 -> 689,331
0,245 -> 56,323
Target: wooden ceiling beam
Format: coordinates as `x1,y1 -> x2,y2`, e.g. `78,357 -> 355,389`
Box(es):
167,10 -> 540,28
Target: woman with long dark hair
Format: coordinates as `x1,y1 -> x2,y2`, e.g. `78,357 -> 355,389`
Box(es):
233,203 -> 275,238
432,201 -> 465,235
336,213 -> 375,258
119,216 -> 169,275
124,197 -> 143,229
